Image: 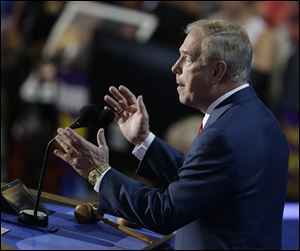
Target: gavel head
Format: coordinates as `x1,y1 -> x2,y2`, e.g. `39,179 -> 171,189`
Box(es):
74,203 -> 102,224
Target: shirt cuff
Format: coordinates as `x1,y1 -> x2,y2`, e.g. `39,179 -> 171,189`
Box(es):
132,132 -> 155,160
93,166 -> 112,193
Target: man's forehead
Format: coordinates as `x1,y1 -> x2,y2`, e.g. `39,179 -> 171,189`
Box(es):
179,30 -> 203,56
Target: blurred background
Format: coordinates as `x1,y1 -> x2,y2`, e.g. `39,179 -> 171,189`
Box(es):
1,1 -> 299,249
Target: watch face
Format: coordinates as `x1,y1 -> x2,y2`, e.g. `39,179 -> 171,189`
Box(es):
89,169 -> 101,185
88,165 -> 109,185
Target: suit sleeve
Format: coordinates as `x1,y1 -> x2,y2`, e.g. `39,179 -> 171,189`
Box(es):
98,129 -> 236,234
135,137 -> 185,187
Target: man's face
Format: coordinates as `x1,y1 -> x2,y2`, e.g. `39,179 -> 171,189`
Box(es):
172,30 -> 214,111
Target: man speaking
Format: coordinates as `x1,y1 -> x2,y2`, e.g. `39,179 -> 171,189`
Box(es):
54,19 -> 289,250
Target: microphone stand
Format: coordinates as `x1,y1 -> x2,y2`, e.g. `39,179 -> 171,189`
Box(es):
18,138 -> 56,227
18,118 -> 90,227
17,108 -> 114,227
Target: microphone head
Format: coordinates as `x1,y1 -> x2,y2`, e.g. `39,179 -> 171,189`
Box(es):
98,109 -> 115,127
70,105 -> 114,129
77,104 -> 100,128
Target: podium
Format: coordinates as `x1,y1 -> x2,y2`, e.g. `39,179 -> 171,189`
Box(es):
1,187 -> 175,250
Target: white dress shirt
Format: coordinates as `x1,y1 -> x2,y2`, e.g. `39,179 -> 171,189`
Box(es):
94,83 -> 250,192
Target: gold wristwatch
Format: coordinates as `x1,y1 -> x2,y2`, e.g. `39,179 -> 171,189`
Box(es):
88,164 -> 109,186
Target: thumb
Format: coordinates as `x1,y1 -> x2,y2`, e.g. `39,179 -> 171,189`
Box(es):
97,128 -> 107,147
137,95 -> 147,115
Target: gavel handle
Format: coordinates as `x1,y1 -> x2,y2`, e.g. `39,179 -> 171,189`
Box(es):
96,214 -> 154,244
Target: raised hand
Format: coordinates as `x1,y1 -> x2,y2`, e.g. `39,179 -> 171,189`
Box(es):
104,85 -> 149,146
54,128 -> 109,178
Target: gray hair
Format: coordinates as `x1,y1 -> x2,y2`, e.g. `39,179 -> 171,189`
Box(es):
185,19 -> 252,82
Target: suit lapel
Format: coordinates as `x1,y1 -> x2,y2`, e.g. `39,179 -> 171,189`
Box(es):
205,103 -> 234,129
203,86 -> 258,131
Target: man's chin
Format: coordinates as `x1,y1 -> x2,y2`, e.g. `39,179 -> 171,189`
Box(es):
178,94 -> 185,104
178,96 -> 197,109
178,96 -> 189,106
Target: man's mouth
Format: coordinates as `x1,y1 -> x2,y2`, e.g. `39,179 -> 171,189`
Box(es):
177,83 -> 185,91
177,81 -> 185,87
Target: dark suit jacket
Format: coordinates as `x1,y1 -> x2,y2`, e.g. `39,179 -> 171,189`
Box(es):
98,86 -> 289,250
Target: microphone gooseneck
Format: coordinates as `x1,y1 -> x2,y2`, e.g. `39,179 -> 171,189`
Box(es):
18,104 -> 114,227
18,138 -> 55,227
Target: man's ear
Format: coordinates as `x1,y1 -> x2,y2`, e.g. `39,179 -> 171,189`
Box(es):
212,61 -> 227,84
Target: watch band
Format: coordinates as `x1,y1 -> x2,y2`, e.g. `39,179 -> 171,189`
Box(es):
88,164 -> 109,186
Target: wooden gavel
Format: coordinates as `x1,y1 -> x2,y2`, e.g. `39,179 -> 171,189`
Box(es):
74,203 -> 154,245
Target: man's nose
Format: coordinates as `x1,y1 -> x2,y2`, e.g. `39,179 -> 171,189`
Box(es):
171,59 -> 182,75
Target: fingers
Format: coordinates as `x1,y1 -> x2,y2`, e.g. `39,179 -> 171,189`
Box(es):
54,149 -> 76,166
55,135 -> 78,156
64,127 -> 84,144
105,86 -> 128,113
109,86 -> 128,107
118,85 -> 137,105
104,95 -> 124,114
137,95 -> 147,115
104,85 -> 138,113
55,128 -> 80,156
54,149 -> 70,161
97,128 -> 107,148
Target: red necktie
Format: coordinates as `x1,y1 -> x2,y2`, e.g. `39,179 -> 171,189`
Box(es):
198,122 -> 203,134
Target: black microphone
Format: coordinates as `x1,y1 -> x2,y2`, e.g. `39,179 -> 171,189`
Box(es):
69,104 -> 100,129
18,105 -> 114,227
98,108 -> 115,128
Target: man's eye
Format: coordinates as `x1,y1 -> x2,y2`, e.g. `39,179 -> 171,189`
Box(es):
184,57 -> 192,65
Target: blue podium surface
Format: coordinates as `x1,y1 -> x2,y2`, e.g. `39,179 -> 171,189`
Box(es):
1,202 -> 174,250
1,198 -> 297,250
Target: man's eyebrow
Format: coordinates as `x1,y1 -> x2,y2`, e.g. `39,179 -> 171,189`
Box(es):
179,49 -> 193,56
